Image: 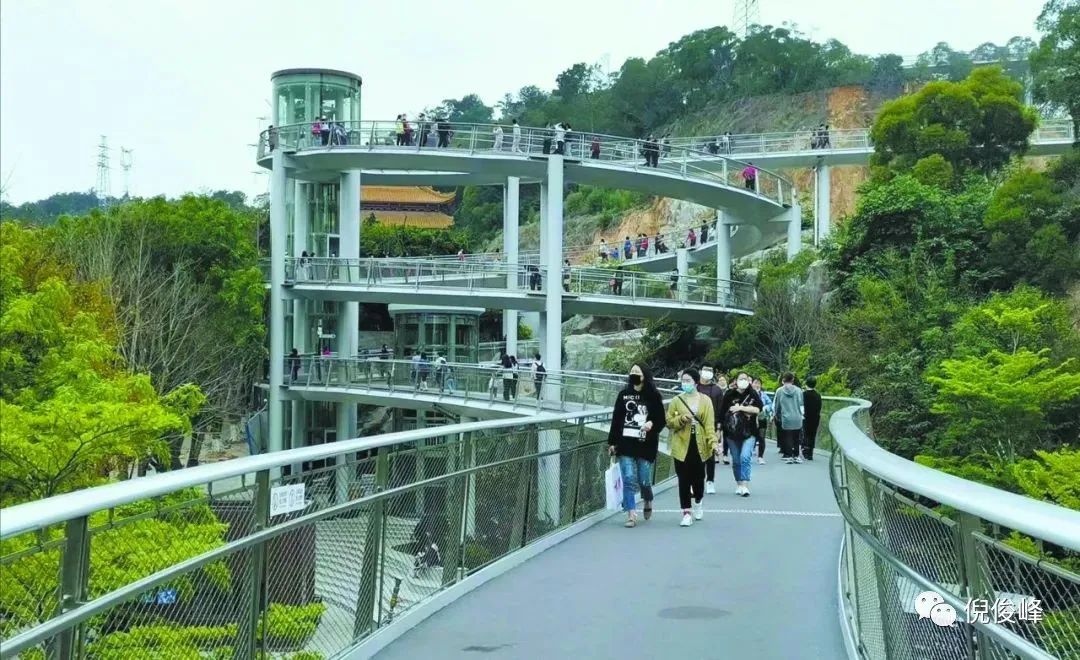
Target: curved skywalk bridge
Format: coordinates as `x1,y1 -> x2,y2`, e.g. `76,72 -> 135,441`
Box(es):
274,257 -> 756,322
2,394 -> 1077,659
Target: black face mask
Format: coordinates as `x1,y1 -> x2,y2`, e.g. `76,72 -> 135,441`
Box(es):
628,374 -> 642,386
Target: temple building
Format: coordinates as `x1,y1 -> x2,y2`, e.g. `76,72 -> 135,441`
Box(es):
359,185 -> 456,229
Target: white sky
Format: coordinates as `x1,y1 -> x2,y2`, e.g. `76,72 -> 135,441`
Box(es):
0,0 -> 1045,204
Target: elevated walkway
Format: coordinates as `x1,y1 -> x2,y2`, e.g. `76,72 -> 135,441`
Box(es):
374,457 -> 845,659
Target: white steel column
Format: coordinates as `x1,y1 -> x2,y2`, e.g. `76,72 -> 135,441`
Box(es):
268,150 -> 287,456
539,159 -> 563,526
291,182 -> 309,456
535,183 -> 548,364
460,415 -> 477,537
676,247 -> 689,303
787,201 -> 803,261
335,170 -> 361,504
815,163 -> 831,243
716,210 -> 732,305
502,177 -> 520,359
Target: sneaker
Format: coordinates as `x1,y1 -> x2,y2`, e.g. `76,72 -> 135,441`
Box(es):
680,512 -> 693,527
757,457 -> 766,465
643,505 -> 653,521
803,454 -> 813,461
705,481 -> 716,494
735,485 -> 743,495
795,456 -> 804,464
625,512 -> 637,528
722,456 -> 731,465
740,486 -> 751,498
692,501 -> 704,520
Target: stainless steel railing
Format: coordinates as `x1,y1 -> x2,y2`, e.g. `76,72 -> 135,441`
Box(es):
828,399 -> 1080,660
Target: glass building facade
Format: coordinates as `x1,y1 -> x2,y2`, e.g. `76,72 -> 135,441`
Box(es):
271,68 -> 362,126
388,305 -> 483,363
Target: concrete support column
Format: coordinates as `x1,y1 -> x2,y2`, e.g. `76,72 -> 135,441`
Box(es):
538,162 -> 562,526
815,162 -> 831,244
535,183 -> 549,366
335,403 -> 354,504
460,415 -> 477,537
290,184 -> 309,460
294,181 -> 310,261
268,150 -> 287,456
716,210 -> 732,306
502,177 -> 520,359
676,247 -> 689,303
339,170 -> 362,357
787,201 -> 803,261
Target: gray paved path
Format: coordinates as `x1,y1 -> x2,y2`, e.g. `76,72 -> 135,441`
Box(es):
376,452 -> 846,660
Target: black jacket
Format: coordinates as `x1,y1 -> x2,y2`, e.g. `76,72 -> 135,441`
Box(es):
803,389 -> 822,424
607,385 -> 667,461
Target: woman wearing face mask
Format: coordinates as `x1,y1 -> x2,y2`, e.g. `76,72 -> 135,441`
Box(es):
696,365 -> 726,494
666,368 -> 718,526
607,364 -> 666,527
716,374 -> 732,465
719,372 -> 763,497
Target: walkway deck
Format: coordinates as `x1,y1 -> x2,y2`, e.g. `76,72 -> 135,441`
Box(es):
375,452 -> 845,660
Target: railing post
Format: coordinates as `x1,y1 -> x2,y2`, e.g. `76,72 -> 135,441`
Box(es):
354,449 -> 388,639
52,516 -> 90,660
957,512 -> 991,659
469,126 -> 476,153
236,469 -> 270,658
443,432 -> 467,585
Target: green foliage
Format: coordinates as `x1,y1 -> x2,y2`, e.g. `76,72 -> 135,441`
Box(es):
87,624 -> 236,660
870,67 -> 1037,174
1030,0 -> 1080,133
564,186 -> 647,231
911,154 -> 954,187
0,191 -> 106,225
360,222 -> 471,257
259,602 -> 326,649
1013,448 -> 1080,510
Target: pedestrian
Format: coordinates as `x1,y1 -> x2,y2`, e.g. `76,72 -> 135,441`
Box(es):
695,366 -> 726,495
687,227 -> 697,248
607,364 -> 667,527
434,353 -> 448,391
532,353 -> 546,399
511,118 -> 522,153
553,122 -> 568,155
654,233 -> 665,254
801,376 -> 822,461
500,352 -> 514,401
418,113 -> 430,147
611,266 -> 624,295
598,239 -> 608,261
666,368 -> 718,526
318,116 -> 330,146
510,355 -> 520,398
268,125 -> 278,152
717,373 -> 732,464
562,259 -> 571,292
623,236 -> 632,260
641,234 -> 649,256
590,136 -> 600,159
773,372 -> 805,463
416,352 -> 430,391
720,372 -> 763,496
752,377 -> 772,464
493,124 -> 504,151
668,268 -> 679,298
700,223 -> 709,244
288,347 -> 300,383
395,114 -> 405,146
724,131 -> 734,154
634,234 -> 642,258
437,117 -> 452,148
741,162 -> 757,191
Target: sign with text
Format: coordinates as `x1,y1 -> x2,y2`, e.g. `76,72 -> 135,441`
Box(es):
269,483 -> 306,517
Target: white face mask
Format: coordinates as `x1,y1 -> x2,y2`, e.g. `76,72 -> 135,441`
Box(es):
737,378 -> 750,390
700,370 -> 713,383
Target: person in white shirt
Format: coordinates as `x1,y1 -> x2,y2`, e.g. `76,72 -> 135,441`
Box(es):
511,118 -> 522,153
493,125 -> 504,151
553,122 -> 567,154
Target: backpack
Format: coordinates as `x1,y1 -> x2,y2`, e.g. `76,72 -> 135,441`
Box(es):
535,362 -> 546,375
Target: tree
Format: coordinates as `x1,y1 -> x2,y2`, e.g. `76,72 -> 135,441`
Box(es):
870,67 -> 1037,174
1030,0 -> 1080,139
431,94 -> 493,124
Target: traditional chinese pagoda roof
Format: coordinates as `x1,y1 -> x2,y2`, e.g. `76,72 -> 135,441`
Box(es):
360,186 -> 455,205
361,210 -> 454,229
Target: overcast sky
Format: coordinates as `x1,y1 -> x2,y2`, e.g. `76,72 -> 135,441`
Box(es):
0,0 -> 1046,205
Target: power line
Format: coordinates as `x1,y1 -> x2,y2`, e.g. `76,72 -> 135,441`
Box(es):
95,136 -> 111,208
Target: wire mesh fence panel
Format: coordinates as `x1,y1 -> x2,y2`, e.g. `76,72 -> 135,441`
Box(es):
301,509 -> 367,658
0,527 -> 66,646
874,485 -> 962,598
974,533 -> 1080,659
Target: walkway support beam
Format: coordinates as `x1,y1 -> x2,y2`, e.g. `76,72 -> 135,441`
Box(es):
539,158 -> 563,526
292,181 -> 310,457
503,177 -> 520,359
676,247 -> 689,303
268,150 -> 287,455
336,170 -> 362,502
815,162 -> 831,243
716,210 -> 732,304
786,201 -> 803,262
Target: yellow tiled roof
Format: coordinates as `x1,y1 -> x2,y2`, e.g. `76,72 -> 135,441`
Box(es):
363,210 -> 454,229
360,186 -> 455,205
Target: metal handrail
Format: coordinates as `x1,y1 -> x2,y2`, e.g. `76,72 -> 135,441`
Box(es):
829,399 -> 1080,552
258,119 -> 795,207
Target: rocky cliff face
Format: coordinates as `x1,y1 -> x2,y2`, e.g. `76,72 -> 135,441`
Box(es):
562,329 -> 645,372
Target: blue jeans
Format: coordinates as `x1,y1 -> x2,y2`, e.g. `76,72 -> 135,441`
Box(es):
618,456 -> 654,512
727,436 -> 755,482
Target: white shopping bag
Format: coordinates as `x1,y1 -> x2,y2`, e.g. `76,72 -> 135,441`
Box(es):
604,461 -> 623,511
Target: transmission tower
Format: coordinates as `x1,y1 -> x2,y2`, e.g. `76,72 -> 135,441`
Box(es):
120,148 -> 133,198
733,0 -> 760,38
95,136 -> 111,208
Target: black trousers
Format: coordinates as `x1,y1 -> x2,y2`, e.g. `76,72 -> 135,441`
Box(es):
705,455 -> 716,482
438,132 -> 450,147
779,429 -> 801,458
802,419 -> 820,458
503,379 -> 513,401
675,437 -> 705,510
757,423 -> 768,457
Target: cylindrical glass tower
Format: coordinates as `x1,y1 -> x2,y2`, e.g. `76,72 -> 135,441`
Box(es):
271,68 -> 362,126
